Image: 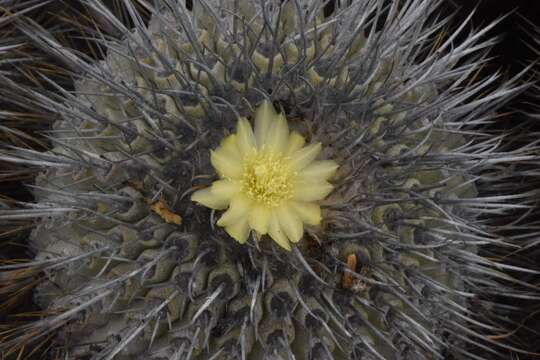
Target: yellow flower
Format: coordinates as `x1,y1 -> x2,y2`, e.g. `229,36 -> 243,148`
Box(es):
191,101 -> 338,250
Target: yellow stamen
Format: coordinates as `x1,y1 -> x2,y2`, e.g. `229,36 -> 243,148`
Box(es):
241,149 -> 296,207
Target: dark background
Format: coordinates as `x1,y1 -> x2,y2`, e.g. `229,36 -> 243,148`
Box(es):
452,0 -> 540,80
451,1 -> 540,358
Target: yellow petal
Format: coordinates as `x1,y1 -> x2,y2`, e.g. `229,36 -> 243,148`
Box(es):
224,218 -> 250,244
217,194 -> 252,227
254,100 -> 276,148
290,201 -> 321,226
285,131 -> 305,155
210,149 -> 243,179
293,181 -> 333,201
277,205 -> 303,243
299,160 -> 338,181
236,117 -> 256,155
210,179 -> 240,200
219,134 -> 241,159
191,188 -> 229,210
288,142 -> 322,171
248,204 -> 271,235
268,210 -> 291,251
265,112 -> 289,153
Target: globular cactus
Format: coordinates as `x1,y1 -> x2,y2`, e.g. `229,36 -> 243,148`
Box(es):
0,0 -> 539,359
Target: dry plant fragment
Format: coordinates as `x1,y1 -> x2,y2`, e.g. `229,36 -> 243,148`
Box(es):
150,196 -> 182,225
342,253 -> 357,289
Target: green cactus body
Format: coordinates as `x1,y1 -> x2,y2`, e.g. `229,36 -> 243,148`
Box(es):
0,1 -> 535,359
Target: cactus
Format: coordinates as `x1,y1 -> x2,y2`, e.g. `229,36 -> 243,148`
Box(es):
0,0 -> 539,359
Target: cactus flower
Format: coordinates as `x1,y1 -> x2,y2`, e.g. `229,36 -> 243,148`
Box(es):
192,101 -> 338,250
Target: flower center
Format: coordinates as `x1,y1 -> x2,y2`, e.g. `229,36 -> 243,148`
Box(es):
241,150 -> 296,207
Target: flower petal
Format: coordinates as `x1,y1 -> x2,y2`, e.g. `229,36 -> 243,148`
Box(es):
288,142 -> 321,171
254,100 -> 276,148
299,160 -> 339,181
248,203 -> 271,235
292,181 -> 333,201
265,112 -> 289,153
236,117 -> 257,155
290,201 -> 321,226
224,218 -> 250,244
277,205 -> 303,243
217,194 -> 252,227
210,149 -> 243,179
285,131 -> 305,155
210,179 -> 240,200
268,210 -> 291,251
191,188 -> 229,210
219,134 -> 241,159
